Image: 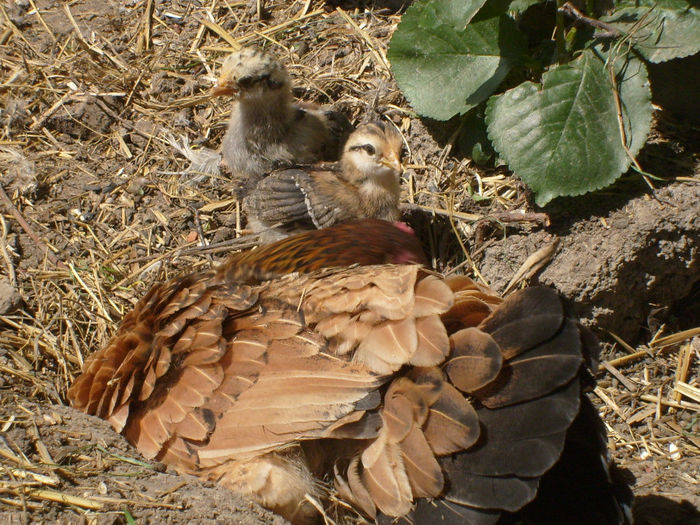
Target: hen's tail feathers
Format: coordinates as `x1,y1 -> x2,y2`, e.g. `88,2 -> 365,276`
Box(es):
512,395 -> 635,525
372,286 -> 631,525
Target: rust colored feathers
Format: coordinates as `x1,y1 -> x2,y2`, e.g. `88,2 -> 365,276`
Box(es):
216,219 -> 426,284
68,219 -> 630,525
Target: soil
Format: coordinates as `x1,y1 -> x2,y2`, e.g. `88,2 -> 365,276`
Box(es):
0,1 -> 698,524
476,183 -> 700,341
1,403 -> 278,525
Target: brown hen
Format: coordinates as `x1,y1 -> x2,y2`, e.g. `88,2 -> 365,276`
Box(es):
68,219 -> 631,525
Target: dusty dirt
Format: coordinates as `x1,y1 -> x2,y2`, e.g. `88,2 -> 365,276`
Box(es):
476,182 -> 700,341
1,401 -> 279,524
0,0 -> 698,524
1,405 -> 279,525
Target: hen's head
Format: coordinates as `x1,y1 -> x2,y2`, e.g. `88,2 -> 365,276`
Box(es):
212,47 -> 290,99
218,219 -> 426,283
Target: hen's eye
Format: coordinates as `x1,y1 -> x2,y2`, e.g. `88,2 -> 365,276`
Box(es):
362,144 -> 376,155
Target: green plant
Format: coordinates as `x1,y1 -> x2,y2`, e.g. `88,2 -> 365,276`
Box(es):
388,0 -> 700,205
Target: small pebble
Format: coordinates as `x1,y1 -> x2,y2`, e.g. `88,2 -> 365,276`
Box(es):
669,442 -> 681,460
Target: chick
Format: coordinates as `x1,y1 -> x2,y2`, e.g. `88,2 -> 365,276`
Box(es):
214,47 -> 352,195
243,121 -> 404,242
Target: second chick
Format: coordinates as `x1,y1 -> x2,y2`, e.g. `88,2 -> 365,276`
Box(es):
243,121 -> 404,242
215,48 -> 351,196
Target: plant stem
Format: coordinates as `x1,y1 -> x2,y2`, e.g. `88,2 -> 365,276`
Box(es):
555,0 -> 567,63
586,0 -> 595,17
559,2 -> 622,39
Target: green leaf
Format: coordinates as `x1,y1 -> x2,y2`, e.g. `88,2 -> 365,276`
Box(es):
476,0 -> 519,19
457,110 -> 495,164
485,49 -> 652,206
388,0 -> 528,120
616,0 -> 695,14
508,0 -> 546,15
602,1 -> 700,62
411,0 -> 489,28
123,509 -> 136,525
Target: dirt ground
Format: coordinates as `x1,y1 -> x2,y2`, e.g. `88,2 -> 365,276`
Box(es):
0,0 -> 698,524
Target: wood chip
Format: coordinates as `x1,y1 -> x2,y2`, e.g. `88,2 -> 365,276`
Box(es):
626,405 -> 657,425
594,386 -> 627,420
601,360 -> 638,392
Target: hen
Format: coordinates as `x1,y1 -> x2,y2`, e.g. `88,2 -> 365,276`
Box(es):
68,219 -> 632,525
243,121 -> 403,241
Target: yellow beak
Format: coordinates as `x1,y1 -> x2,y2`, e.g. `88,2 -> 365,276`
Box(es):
210,79 -> 237,97
380,154 -> 403,173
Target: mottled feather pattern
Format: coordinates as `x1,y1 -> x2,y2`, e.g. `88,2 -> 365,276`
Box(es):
69,219 -> 629,525
243,168 -> 359,230
217,219 -> 426,284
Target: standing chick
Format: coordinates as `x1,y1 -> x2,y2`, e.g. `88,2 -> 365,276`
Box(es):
243,121 -> 404,242
214,47 -> 351,195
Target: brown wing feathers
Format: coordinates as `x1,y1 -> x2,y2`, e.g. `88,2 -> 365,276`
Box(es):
68,219 -> 628,525
330,283 -> 587,521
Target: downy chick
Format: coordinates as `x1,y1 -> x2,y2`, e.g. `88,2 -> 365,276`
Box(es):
243,121 -> 403,242
169,47 -> 351,189
214,47 -> 351,196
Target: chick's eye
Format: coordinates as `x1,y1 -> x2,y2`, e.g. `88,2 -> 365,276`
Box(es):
362,144 -> 376,155
238,76 -> 254,88
238,73 -> 271,88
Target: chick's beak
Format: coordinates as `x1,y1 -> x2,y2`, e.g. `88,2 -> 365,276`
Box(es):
210,79 -> 237,97
380,153 -> 403,174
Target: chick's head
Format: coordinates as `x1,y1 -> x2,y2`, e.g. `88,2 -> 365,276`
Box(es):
212,47 -> 290,99
341,122 -> 404,184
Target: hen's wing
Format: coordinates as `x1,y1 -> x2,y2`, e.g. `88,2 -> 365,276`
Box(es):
67,263 -> 453,523
68,219 -> 430,452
